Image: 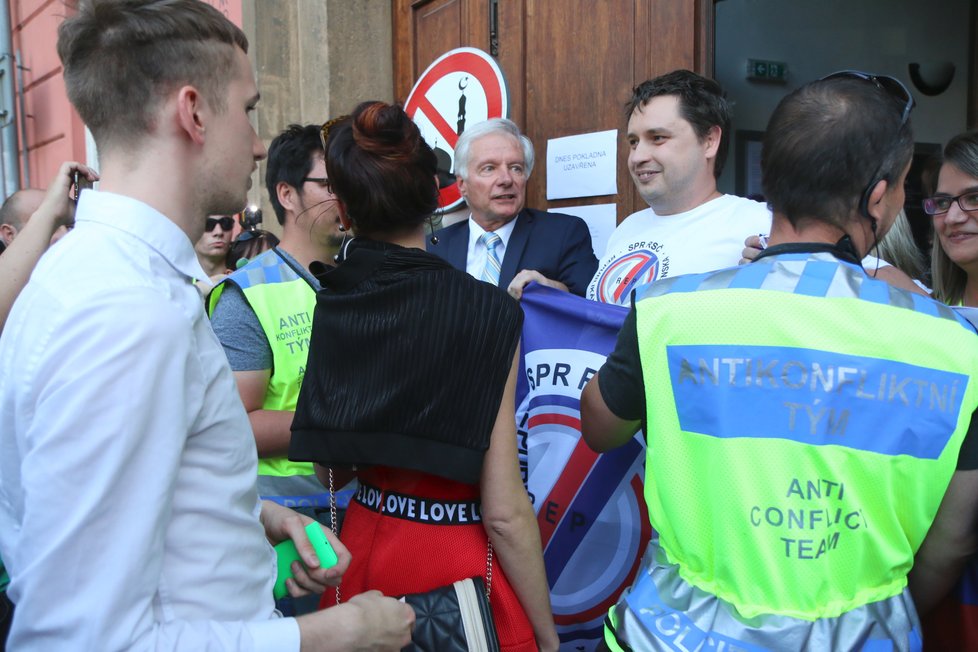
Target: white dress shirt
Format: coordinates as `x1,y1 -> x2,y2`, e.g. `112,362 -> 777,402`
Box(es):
0,191 -> 299,651
465,216 -> 518,282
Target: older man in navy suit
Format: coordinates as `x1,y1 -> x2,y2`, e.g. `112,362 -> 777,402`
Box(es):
428,118 -> 597,298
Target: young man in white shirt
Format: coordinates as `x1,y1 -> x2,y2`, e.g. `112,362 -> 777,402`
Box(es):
587,70 -> 771,305
0,1 -> 413,650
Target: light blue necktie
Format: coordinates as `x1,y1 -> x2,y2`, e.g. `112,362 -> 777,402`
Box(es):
480,232 -> 502,286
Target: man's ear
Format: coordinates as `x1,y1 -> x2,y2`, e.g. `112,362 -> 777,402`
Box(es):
456,176 -> 467,200
277,181 -> 298,214
175,85 -> 206,145
865,178 -> 889,222
0,223 -> 16,243
702,125 -> 722,160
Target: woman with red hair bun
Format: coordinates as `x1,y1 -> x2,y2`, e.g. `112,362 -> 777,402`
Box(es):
291,101 -> 558,652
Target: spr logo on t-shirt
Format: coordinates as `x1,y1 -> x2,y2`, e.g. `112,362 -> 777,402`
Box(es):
592,248 -> 669,305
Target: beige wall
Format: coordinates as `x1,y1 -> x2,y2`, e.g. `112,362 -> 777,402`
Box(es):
243,0 -> 394,233
9,0 -> 393,217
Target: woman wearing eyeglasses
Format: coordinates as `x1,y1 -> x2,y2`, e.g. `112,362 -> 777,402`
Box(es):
920,130 -> 978,651
927,132 -> 978,307
290,101 -> 559,652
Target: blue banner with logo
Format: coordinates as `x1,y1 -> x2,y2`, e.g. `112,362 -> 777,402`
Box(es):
516,284 -> 650,651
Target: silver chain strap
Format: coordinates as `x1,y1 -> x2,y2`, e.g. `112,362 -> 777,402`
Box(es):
329,468 -> 340,606
485,539 -> 493,598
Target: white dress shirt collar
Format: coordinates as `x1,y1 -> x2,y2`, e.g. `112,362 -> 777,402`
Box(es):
75,190 -> 209,282
464,213 -> 520,280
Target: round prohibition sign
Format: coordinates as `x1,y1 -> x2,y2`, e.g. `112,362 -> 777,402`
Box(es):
405,47 -> 509,211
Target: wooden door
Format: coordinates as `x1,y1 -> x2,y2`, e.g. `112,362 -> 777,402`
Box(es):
393,0 -> 714,222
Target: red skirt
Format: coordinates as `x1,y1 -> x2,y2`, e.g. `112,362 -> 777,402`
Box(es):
320,466 -> 537,652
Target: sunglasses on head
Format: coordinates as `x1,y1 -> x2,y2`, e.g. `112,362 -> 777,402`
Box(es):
820,70 -> 915,126
205,216 -> 235,232
819,70 -> 916,218
319,115 -> 351,153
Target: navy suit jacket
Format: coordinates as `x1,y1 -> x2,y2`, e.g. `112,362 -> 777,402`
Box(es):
427,208 -> 598,296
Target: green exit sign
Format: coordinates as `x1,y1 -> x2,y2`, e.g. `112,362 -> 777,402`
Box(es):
747,59 -> 788,83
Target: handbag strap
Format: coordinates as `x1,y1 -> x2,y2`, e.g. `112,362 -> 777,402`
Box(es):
329,469 -> 340,606
485,539 -> 493,599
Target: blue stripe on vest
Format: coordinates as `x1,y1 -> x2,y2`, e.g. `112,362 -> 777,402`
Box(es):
857,275 -> 889,305
261,261 -> 283,284
911,292 -> 940,318
727,260 -> 771,289
229,250 -> 300,290
794,260 -> 838,297
667,344 -> 965,459
663,273 -> 705,295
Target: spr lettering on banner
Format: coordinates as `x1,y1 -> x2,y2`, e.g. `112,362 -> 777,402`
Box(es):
524,358 -> 597,525
749,477 -> 866,560
275,311 -> 313,355
543,500 -> 589,532
525,362 -> 597,392
522,352 -> 603,533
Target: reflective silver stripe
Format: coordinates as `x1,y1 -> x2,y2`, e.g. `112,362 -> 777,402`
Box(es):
697,267 -> 741,292
608,540 -> 921,652
641,253 -> 964,327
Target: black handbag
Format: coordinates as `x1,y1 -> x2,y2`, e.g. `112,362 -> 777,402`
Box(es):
400,576 -> 500,652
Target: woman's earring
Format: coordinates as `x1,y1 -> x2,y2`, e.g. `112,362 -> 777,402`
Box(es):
428,214 -> 439,245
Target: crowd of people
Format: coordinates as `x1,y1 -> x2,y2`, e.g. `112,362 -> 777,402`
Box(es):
1,0 -> 978,651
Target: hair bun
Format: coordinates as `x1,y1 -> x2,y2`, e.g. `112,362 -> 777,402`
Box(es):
351,101 -> 421,160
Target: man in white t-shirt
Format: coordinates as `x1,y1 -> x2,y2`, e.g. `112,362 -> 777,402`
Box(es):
587,70 -> 770,305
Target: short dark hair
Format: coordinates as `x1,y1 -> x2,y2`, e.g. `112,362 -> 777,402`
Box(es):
57,0 -> 248,151
326,101 -> 438,238
265,124 -> 324,225
0,189 -> 40,230
761,76 -> 914,230
626,70 -> 731,178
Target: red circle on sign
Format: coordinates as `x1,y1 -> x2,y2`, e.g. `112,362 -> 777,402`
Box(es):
404,48 -> 509,211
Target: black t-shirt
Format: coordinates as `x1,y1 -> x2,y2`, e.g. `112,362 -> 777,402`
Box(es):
598,303 -> 978,470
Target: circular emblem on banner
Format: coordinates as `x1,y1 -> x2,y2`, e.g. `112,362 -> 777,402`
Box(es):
404,47 -> 509,211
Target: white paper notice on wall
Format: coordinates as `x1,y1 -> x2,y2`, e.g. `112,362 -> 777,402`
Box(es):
553,203 -> 617,260
546,129 -> 617,200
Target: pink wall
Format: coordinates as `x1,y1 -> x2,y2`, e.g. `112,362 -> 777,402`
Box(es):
11,0 -> 85,190
202,0 -> 243,29
9,0 -> 243,191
